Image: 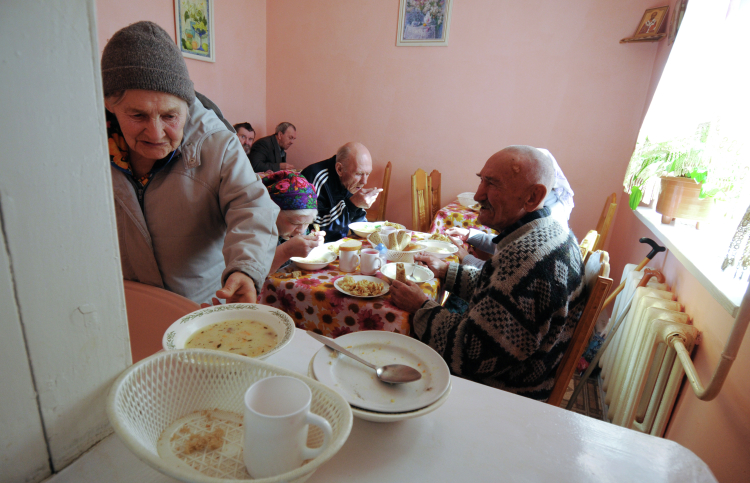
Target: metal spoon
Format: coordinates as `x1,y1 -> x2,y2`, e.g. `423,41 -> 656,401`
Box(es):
407,264 -> 418,282
307,331 -> 422,384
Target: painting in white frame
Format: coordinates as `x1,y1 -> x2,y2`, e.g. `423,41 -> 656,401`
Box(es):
397,0 -> 452,46
175,0 -> 216,62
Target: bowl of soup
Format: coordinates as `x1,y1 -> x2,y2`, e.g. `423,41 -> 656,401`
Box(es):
162,304 -> 295,359
416,240 -> 459,259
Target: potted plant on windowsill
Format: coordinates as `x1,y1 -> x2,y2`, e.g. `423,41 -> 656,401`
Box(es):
623,124 -> 731,226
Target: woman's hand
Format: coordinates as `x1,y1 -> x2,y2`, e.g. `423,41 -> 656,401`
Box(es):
201,272 -> 258,307
216,271 -> 258,303
283,234 -> 321,259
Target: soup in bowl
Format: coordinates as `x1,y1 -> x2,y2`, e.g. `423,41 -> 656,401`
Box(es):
163,304 -> 295,360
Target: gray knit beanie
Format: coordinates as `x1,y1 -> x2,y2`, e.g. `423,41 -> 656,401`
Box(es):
101,21 -> 195,103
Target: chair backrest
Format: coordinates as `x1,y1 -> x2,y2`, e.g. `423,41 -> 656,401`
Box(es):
124,280 -> 200,363
366,161 -> 392,222
411,168 -> 431,232
546,250 -> 613,407
579,229 -> 599,264
429,169 -> 441,221
594,193 -> 617,252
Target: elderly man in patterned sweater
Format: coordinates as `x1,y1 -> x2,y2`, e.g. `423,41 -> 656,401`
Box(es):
390,145 -> 586,401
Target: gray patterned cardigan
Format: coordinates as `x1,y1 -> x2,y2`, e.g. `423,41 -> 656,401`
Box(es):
413,209 -> 586,401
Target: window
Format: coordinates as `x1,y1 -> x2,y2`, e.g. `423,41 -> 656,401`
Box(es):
623,0 -> 750,287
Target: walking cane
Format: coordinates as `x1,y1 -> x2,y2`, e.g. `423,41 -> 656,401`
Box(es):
602,237 -> 666,309
564,238 -> 665,410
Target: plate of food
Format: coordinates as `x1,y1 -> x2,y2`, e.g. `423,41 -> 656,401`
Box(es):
380,262 -> 434,284
349,221 -> 406,238
334,275 -> 389,298
162,304 -> 295,360
325,239 -> 357,256
426,232 -> 452,243
311,331 -> 451,413
291,249 -> 337,270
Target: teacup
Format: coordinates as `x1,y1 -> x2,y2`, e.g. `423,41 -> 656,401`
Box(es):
339,241 -> 361,272
243,376 -> 332,478
360,248 -> 383,275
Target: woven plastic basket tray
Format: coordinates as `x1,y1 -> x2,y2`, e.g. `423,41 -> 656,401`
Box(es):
107,349 -> 353,483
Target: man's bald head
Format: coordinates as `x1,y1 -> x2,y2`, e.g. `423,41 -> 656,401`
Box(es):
497,145 -> 555,195
474,145 -> 555,231
335,142 -> 373,193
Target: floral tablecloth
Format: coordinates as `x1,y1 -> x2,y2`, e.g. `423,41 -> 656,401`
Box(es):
430,200 -> 497,236
260,235 -> 457,338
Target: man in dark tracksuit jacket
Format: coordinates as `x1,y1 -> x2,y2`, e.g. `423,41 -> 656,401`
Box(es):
301,142 -> 382,243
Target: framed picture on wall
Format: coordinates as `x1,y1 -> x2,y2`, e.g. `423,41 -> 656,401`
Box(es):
632,6 -> 669,40
396,0 -> 453,47
175,0 -> 215,62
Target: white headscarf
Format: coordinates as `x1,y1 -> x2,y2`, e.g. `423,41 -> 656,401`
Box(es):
539,148 -> 575,227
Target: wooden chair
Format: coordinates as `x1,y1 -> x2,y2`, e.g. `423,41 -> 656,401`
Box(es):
429,169 -> 441,222
124,280 -> 200,363
579,229 -> 600,264
593,193 -> 617,252
366,161 -> 392,222
411,168 -> 441,232
547,250 -> 613,407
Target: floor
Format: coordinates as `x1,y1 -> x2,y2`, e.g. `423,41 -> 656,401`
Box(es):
560,374 -> 607,421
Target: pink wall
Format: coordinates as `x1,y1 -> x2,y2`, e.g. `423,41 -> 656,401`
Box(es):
95,0 -> 267,134
265,0 -> 664,239
608,207 -> 750,483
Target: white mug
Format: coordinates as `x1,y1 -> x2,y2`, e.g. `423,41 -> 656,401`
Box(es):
243,376 -> 332,478
339,249 -> 360,272
360,248 -> 383,275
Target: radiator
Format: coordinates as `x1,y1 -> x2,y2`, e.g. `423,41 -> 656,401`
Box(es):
598,264 -> 700,436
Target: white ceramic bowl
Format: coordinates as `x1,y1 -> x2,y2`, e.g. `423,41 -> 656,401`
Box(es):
291,249 -> 337,270
417,240 -> 459,260
162,303 -> 295,360
348,221 -> 406,238
380,263 -> 434,283
457,192 -> 476,208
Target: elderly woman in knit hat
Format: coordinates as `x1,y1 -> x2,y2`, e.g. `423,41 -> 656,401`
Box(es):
263,171 -> 326,273
102,21 -> 279,305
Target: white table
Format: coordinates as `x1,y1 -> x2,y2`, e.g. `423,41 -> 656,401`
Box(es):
49,329 -> 717,483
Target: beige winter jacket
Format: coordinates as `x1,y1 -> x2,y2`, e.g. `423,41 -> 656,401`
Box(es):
111,97 -> 279,303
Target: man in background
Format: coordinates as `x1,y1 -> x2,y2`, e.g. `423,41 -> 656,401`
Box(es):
249,122 -> 297,172
233,122 -> 255,156
301,142 -> 382,243
389,145 -> 586,402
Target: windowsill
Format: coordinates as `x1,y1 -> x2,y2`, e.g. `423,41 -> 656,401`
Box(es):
634,206 -> 747,317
